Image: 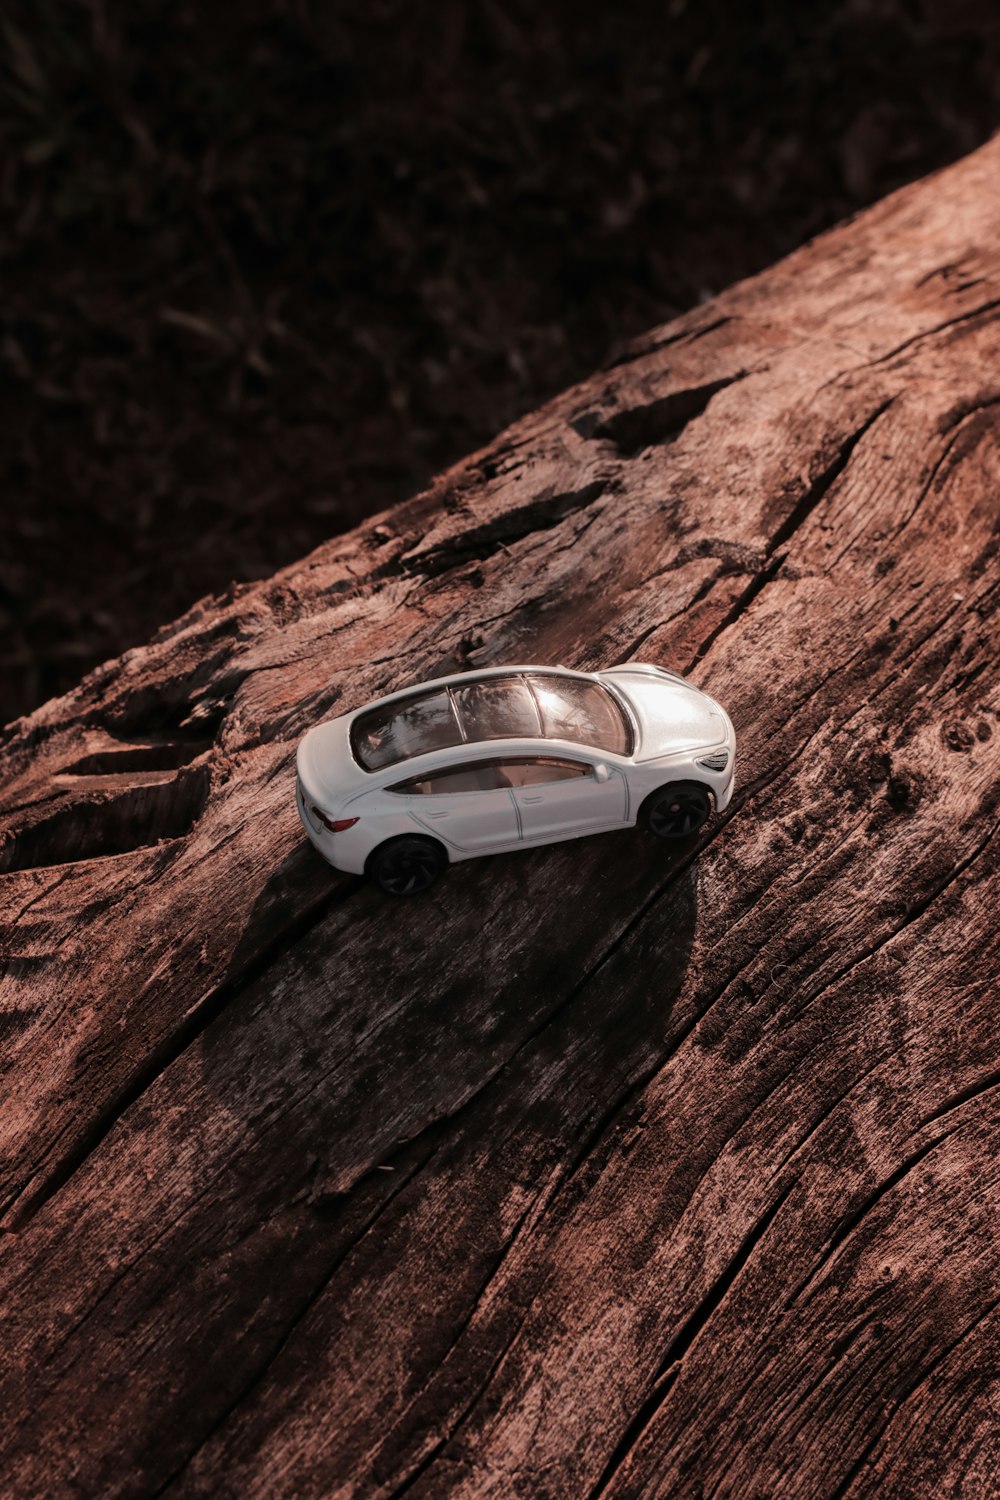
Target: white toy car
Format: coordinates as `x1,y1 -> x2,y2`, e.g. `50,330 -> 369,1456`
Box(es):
296,663 -> 735,895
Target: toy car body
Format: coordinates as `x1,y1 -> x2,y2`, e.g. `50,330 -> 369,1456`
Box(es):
295,663 -> 735,894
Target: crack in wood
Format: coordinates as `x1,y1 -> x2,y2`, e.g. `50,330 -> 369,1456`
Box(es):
61,732 -> 214,777
147,1134 -> 441,1500
577,373 -> 747,455
786,1131 -> 956,1310
918,1066 -> 1000,1131
612,568 -> 725,666
588,1178 -> 797,1499
399,480 -> 610,578
384,1303 -> 536,1500
0,765 -> 211,875
1,875 -> 362,1228
787,815 -> 1000,1031
769,399 -> 895,555
826,1293 -> 1000,1500
873,295 -> 1000,367
683,552 -> 787,674
772,1047 -> 902,1185
370,1188 -> 553,1500
677,401 -> 895,675
715,1281 -> 900,1491
892,395 -> 1000,538
605,316 -> 735,369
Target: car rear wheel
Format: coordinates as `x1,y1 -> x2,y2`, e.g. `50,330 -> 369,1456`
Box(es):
366,835 -> 447,896
642,781 -> 713,839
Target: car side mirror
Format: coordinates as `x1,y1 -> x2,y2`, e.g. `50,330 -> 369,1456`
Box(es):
593,763 -> 610,783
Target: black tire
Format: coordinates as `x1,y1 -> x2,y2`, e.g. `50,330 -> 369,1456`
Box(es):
366,835 -> 447,896
642,781 -> 713,840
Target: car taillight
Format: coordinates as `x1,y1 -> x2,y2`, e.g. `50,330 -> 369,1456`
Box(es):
311,808 -> 359,833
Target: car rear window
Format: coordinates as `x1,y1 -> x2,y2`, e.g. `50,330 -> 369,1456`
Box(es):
351,689 -> 460,771
351,673 -> 631,770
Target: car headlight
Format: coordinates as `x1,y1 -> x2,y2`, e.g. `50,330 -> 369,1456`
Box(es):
697,750 -> 729,772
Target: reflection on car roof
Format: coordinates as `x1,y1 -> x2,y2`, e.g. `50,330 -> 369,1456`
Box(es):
351,670 -> 632,770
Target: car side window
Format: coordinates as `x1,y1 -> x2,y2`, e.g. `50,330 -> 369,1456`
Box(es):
389,760 -> 514,795
499,758 -> 593,787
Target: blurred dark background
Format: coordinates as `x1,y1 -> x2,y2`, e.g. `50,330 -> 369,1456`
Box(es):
2,0 -> 999,726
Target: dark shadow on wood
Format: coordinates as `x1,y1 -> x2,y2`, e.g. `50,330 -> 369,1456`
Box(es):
160,831 -> 701,1491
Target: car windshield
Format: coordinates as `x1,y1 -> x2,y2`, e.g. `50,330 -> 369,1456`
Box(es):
351,672 -> 631,770
525,674 -> 631,755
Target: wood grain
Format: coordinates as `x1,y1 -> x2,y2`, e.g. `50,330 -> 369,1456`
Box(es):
2,138 -> 999,1498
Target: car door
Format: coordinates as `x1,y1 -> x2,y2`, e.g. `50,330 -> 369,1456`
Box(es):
388,759 -> 520,852
504,756 -> 628,842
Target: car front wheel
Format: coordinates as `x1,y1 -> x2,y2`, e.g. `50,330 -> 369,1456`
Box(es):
366,835 -> 447,896
642,781 -> 713,839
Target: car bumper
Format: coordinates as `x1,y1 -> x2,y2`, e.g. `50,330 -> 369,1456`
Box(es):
295,775 -> 370,874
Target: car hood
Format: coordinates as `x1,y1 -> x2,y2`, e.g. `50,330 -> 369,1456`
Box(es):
599,667 -> 730,761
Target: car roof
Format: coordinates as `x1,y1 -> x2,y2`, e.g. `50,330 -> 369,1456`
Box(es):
347,663 -> 589,720
347,665 -> 638,776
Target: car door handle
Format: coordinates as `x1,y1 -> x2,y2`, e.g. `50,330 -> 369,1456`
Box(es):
520,795 -> 545,803
423,810 -> 450,819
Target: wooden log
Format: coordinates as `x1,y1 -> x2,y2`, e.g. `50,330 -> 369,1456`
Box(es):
1,139 -> 999,1498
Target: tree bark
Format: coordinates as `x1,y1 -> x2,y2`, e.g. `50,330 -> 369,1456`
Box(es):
2,139 -> 999,1498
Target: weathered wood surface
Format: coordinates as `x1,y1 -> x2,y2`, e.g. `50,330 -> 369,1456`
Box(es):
2,138 -> 999,1499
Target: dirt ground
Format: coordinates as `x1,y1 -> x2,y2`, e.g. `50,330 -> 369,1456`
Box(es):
2,0 -> 999,726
